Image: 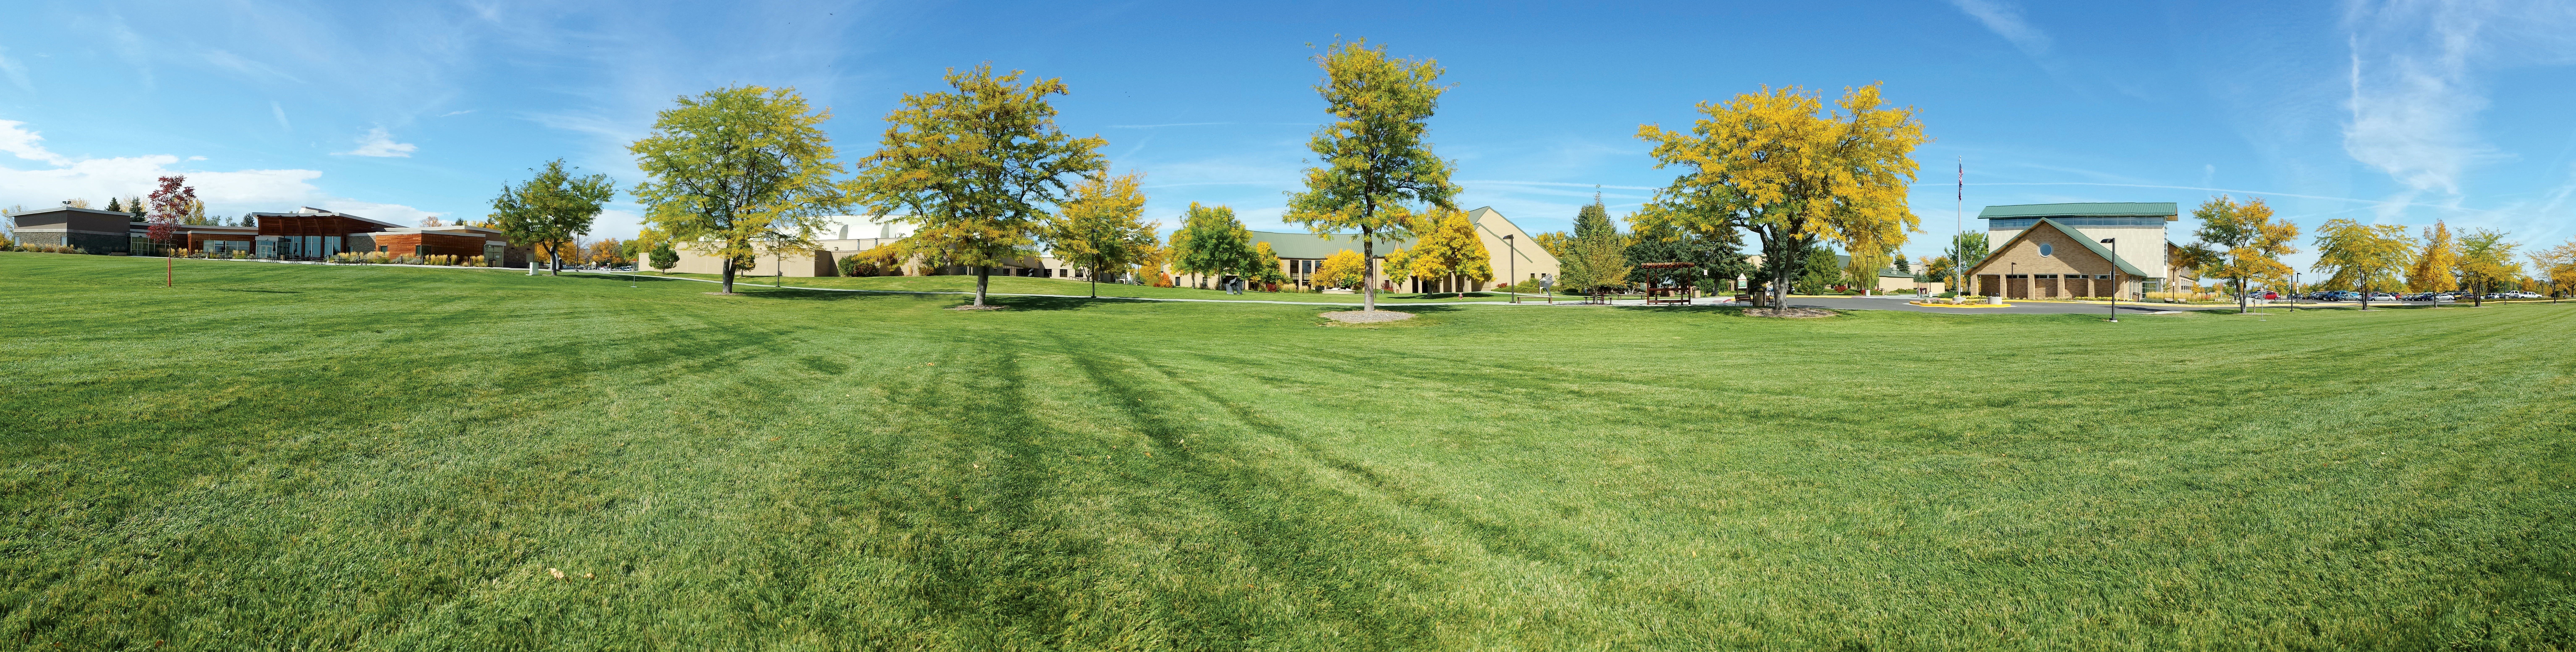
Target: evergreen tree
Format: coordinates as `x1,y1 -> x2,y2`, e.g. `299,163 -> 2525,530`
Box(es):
1795,244 -> 1839,294
106,198 -> 121,212
1558,197 -> 1630,299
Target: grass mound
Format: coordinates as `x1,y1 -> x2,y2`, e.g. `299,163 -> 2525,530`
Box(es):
4,252 -> 2573,649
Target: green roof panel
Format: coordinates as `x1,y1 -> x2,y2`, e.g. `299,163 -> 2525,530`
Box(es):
1977,202 -> 2178,220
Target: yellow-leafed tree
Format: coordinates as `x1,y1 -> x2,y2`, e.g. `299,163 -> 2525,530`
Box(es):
1637,83 -> 1925,312
1313,249 -> 1368,290
2408,221 -> 2459,293
2309,219 -> 2414,309
2180,195 -> 2297,313
2532,239 -> 2576,299
2455,229 -> 2521,306
1284,39 -> 1460,312
1403,209 -> 1493,296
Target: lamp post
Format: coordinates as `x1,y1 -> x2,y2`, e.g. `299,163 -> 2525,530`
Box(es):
1503,234 -> 1516,304
2009,262 -> 2017,300
2100,238 -> 2118,322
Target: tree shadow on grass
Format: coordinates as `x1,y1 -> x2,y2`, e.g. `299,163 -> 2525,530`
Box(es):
1608,304 -> 1754,315
559,273 -> 690,284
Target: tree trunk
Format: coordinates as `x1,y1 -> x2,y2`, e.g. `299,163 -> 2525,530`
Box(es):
976,266 -> 990,306
1361,227 -> 1376,312
720,261 -> 736,294
1090,266 -> 1097,298
550,246 -> 561,276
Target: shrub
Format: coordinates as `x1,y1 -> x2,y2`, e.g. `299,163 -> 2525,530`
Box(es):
837,254 -> 877,277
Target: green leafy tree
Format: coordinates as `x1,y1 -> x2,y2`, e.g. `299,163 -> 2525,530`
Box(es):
1918,255 -> 1954,285
2309,219 -> 2415,310
851,65 -> 1105,306
1639,83 -> 1926,312
630,86 -> 845,294
1943,232 -> 1989,293
491,159 -> 616,276
1626,203 -> 1752,295
1405,208 -> 1493,296
1170,202 -> 1256,289
1045,171 -> 1157,298
1246,242 -> 1290,289
1794,244 -> 1840,294
649,242 -> 679,273
2182,195 -> 2298,313
2456,229 -> 2521,307
1557,198 -> 1631,297
1284,39 -> 1461,312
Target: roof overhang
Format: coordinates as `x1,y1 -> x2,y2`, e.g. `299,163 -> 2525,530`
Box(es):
1978,202 -> 2179,221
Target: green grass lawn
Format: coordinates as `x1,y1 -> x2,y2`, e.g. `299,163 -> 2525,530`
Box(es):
5,252 -> 2573,650
633,269 -> 1566,303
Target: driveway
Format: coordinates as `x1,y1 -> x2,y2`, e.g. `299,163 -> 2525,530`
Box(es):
1588,294 -> 2220,315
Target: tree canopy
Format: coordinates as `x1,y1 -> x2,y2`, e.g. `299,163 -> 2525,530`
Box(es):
491,159 -> 616,276
1169,203 -> 1257,288
1284,39 -> 1460,311
1404,209 -> 1493,296
2310,218 -> 2415,308
1313,249 -> 1367,289
1638,83 -> 1925,312
1556,198 -> 1629,297
630,86 -> 845,294
2456,229 -> 2521,306
2182,195 -> 2297,313
1627,202 -> 1752,295
2408,222 -> 2460,293
1046,171 -> 1157,297
851,64 -> 1105,306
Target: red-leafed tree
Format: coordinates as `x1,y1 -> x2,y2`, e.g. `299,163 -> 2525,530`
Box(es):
146,176 -> 198,250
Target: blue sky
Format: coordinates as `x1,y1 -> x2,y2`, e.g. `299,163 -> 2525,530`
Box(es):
3,0 -> 2572,267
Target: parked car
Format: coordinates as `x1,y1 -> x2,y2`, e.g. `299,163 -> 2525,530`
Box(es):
2368,293 -> 2397,302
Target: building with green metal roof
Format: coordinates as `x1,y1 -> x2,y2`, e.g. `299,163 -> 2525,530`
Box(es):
1966,203 -> 2195,299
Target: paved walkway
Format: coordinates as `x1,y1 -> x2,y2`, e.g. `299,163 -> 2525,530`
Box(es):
588,272 -> 2229,314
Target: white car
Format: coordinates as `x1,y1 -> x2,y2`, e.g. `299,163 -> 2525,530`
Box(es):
2368,293 -> 2397,302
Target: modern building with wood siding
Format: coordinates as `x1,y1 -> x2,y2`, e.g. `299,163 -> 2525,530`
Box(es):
243,207 -> 522,265
1963,202 -> 2187,299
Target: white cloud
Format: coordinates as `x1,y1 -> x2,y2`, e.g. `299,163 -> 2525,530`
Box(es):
0,46 -> 29,92
0,120 -> 72,166
336,127 -> 418,157
271,101 -> 291,131
1949,0 -> 2051,57
0,120 -> 437,222
2341,1 -> 2576,198
202,49 -> 302,84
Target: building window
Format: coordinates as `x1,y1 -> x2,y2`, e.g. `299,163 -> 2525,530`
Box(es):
2096,274 -> 2112,279
2037,243 -> 2054,256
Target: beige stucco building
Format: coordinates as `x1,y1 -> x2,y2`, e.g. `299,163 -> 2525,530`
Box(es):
1963,203 -> 2184,299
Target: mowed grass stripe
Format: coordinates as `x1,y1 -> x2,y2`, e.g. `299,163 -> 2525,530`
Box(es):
2,251 -> 2572,650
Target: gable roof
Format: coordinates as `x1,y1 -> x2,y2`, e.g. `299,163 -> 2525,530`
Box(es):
1965,218 -> 2150,277
1978,202 -> 2179,220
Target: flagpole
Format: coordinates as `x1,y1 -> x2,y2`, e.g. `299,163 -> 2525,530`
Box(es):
1955,157 -> 1963,293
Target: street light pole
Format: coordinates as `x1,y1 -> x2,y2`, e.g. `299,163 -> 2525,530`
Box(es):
1503,234 -> 1516,304
2100,238 -> 2118,322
